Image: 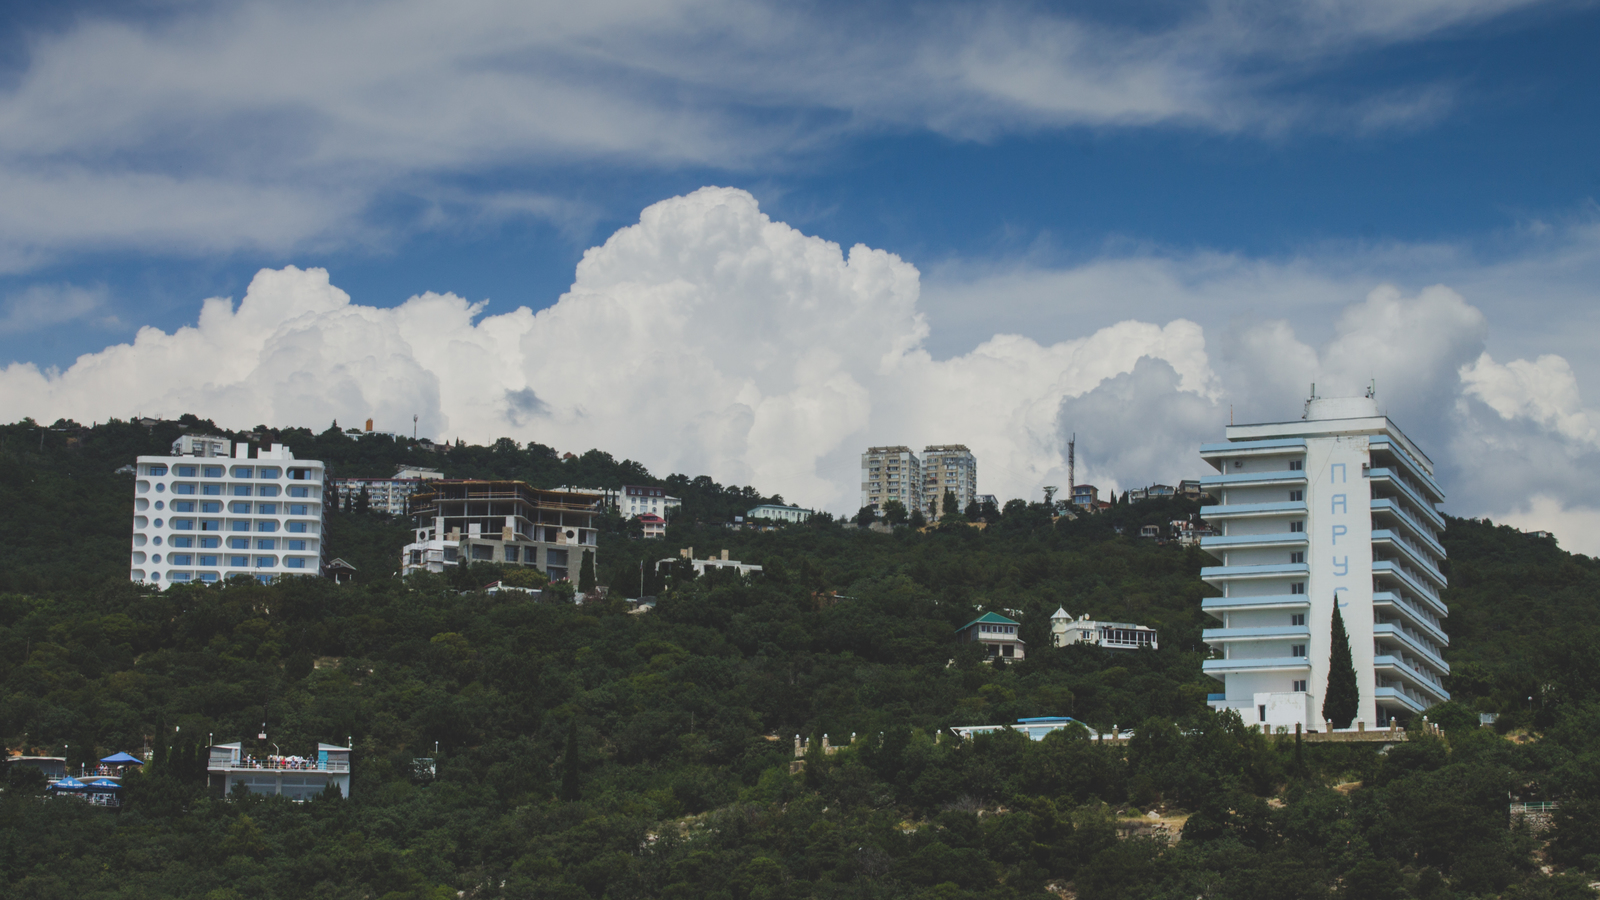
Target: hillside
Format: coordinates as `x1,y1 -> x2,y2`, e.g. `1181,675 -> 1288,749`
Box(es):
3,418 -> 1600,898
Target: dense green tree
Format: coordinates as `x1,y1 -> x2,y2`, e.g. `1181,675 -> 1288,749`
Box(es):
882,499 -> 908,525
577,549 -> 596,594
1324,605 -> 1359,729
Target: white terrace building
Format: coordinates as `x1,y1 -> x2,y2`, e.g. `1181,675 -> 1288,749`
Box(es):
132,443 -> 327,587
1198,395 -> 1449,730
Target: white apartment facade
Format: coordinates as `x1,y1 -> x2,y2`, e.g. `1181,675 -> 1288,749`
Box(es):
1050,608 -> 1159,650
132,443 -> 327,587
620,485 -> 681,520
746,504 -> 812,524
922,445 -> 977,518
861,446 -> 922,515
1198,396 -> 1449,730
332,467 -> 442,516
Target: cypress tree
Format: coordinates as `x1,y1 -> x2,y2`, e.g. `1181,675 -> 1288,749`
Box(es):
152,723 -> 168,776
1323,604 -> 1360,729
559,720 -> 581,802
578,550 -> 596,595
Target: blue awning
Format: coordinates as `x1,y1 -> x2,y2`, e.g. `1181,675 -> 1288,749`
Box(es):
100,752 -> 143,764
49,777 -> 87,790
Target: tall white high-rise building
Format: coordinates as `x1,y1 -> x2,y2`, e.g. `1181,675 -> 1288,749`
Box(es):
132,443 -> 327,587
1198,395 -> 1449,730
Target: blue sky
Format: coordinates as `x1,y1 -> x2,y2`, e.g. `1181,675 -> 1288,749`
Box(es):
3,0 -> 1600,546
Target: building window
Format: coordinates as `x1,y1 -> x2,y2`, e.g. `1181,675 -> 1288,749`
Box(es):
1291,644 -> 1307,657
1289,460 -> 1304,471
1291,613 -> 1306,626
171,536 -> 194,548
258,485 -> 280,497
257,467 -> 281,479
1289,521 -> 1304,532
1289,490 -> 1304,502
258,521 -> 278,533
287,522 -> 308,533
172,519 -> 194,530
201,501 -> 220,513
230,501 -> 251,514
174,483 -> 196,495
170,572 -> 191,582
203,484 -> 222,495
471,544 -> 493,560
231,466 -> 253,478
200,520 -> 220,531
289,504 -> 309,516
1293,679 -> 1307,692
175,465 -> 197,477
256,539 -> 276,550
1290,552 -> 1305,563
288,486 -> 311,498
203,466 -> 224,478
200,572 -> 219,583
172,501 -> 196,512
287,558 -> 306,569
232,485 -> 252,496
288,540 -> 307,551
229,555 -> 249,567
147,465 -> 167,476
229,537 -> 250,549
170,554 -> 192,566
1291,582 -> 1306,595
257,503 -> 277,515
200,555 -> 218,566
201,537 -> 220,549
255,556 -> 276,568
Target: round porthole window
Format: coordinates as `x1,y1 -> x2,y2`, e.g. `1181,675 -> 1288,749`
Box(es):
152,554 -> 162,564
156,483 -> 166,493
153,536 -> 163,546
154,500 -> 165,510
151,572 -> 161,581
154,518 -> 163,528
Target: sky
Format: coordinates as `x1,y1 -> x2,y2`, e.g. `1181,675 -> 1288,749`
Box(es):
2,0 -> 1599,549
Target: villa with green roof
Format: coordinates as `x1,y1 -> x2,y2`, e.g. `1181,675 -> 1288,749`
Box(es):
957,611 -> 1025,661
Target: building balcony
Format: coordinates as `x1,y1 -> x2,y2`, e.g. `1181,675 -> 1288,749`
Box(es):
1373,625 -> 1450,677
1372,592 -> 1448,645
1200,470 -> 1308,490
1202,625 -> 1311,645
1370,500 -> 1446,558
1367,468 -> 1446,530
1202,656 -> 1312,676
1201,594 -> 1310,620
1374,686 -> 1429,715
208,756 -> 350,773
1200,532 -> 1308,562
1199,437 -> 1307,467
1371,561 -> 1445,614
1367,437 -> 1446,504
1373,655 -> 1450,703
1199,500 -> 1307,522
1370,530 -> 1447,587
1201,562 -> 1309,585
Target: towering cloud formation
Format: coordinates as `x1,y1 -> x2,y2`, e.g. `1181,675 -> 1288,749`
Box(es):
3,187 -> 1599,553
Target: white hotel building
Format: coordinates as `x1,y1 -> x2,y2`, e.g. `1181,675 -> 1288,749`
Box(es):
1198,396 -> 1449,730
132,438 -> 327,587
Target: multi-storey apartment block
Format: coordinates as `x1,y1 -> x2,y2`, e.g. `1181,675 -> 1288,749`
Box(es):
401,482 -> 602,582
922,444 -> 977,518
333,466 -> 442,516
860,446 -> 922,515
1198,395 -> 1449,730
132,443 -> 327,587
621,485 -> 681,520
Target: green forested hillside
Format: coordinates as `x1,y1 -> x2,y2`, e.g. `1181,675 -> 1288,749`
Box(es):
3,419 -> 1600,898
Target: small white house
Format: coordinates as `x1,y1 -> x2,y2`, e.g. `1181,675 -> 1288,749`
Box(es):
746,504 -> 812,524
1050,608 -> 1159,650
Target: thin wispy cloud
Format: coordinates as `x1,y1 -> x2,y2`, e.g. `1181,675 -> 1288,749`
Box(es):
0,0 -> 1559,267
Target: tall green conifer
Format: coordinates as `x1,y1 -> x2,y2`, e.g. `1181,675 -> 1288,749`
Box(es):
1323,604 -> 1359,729
578,550 -> 596,595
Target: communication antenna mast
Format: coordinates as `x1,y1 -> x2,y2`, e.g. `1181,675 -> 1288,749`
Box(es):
1067,433 -> 1076,497
413,414 -> 418,439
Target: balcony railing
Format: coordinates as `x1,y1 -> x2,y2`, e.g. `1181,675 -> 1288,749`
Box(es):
1374,655 -> 1450,699
1368,437 -> 1446,503
1367,469 -> 1446,529
209,757 -> 350,773
1370,500 -> 1446,558
1371,530 -> 1447,586
1373,624 -> 1449,675
1372,561 -> 1445,614
1372,592 -> 1447,644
